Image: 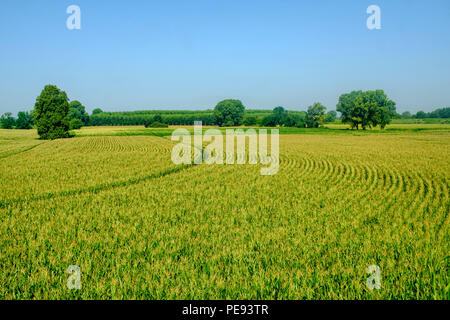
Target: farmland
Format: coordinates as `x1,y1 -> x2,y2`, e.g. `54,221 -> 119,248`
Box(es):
0,124 -> 449,299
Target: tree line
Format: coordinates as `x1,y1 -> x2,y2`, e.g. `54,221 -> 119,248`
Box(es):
400,108 -> 450,119
1,84 -> 448,139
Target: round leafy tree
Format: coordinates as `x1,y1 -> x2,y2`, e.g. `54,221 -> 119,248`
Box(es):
34,85 -> 72,140
337,90 -> 396,130
92,108 -> 103,115
213,99 -> 245,127
307,102 -> 327,128
69,100 -> 89,126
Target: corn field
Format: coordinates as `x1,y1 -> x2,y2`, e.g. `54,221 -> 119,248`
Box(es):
0,126 -> 448,299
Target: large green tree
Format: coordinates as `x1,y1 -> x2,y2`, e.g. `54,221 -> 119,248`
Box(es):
337,90 -> 396,129
213,99 -> 245,126
307,102 -> 327,128
34,85 -> 72,140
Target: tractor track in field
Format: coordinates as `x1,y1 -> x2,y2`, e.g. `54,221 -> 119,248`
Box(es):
0,164 -> 195,209
0,142 -> 45,160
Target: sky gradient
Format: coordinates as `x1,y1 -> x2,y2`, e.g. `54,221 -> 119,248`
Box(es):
1,0 -> 449,114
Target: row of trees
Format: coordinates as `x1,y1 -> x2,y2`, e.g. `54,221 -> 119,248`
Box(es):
89,111 -> 216,126
212,100 -> 339,128
400,108 -> 450,119
0,93 -> 91,132
0,111 -> 34,129
2,84 -> 447,139
255,104 -> 336,128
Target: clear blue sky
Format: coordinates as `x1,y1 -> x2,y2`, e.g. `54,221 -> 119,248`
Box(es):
1,0 -> 449,114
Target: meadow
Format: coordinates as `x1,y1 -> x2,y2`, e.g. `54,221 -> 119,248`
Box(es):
0,124 -> 448,299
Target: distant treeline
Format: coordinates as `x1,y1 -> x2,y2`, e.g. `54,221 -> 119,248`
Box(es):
3,106 -> 450,130
88,109 -> 312,127
1,84 -> 449,131
89,110 -> 216,126
400,108 -> 450,119
3,84 -> 447,139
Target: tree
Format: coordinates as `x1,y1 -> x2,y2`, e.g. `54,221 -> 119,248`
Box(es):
69,100 -> 89,126
16,111 -> 33,129
307,102 -> 327,128
415,111 -> 426,119
92,108 -> 103,115
284,112 -> 307,127
261,115 -> 276,127
336,91 -> 362,129
437,107 -> 450,118
0,112 -> 16,129
213,99 -> 245,126
429,110 -> 439,118
243,115 -> 257,126
261,109 -> 307,127
401,111 -> 412,119
337,90 -> 396,129
272,106 -> 288,126
326,110 -> 337,122
428,107 -> 450,118
411,108 -> 449,119
33,84 -> 72,140
366,90 -> 396,129
393,112 -> 402,119
69,118 -> 83,129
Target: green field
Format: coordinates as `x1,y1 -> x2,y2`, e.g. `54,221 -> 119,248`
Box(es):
0,124 -> 449,299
